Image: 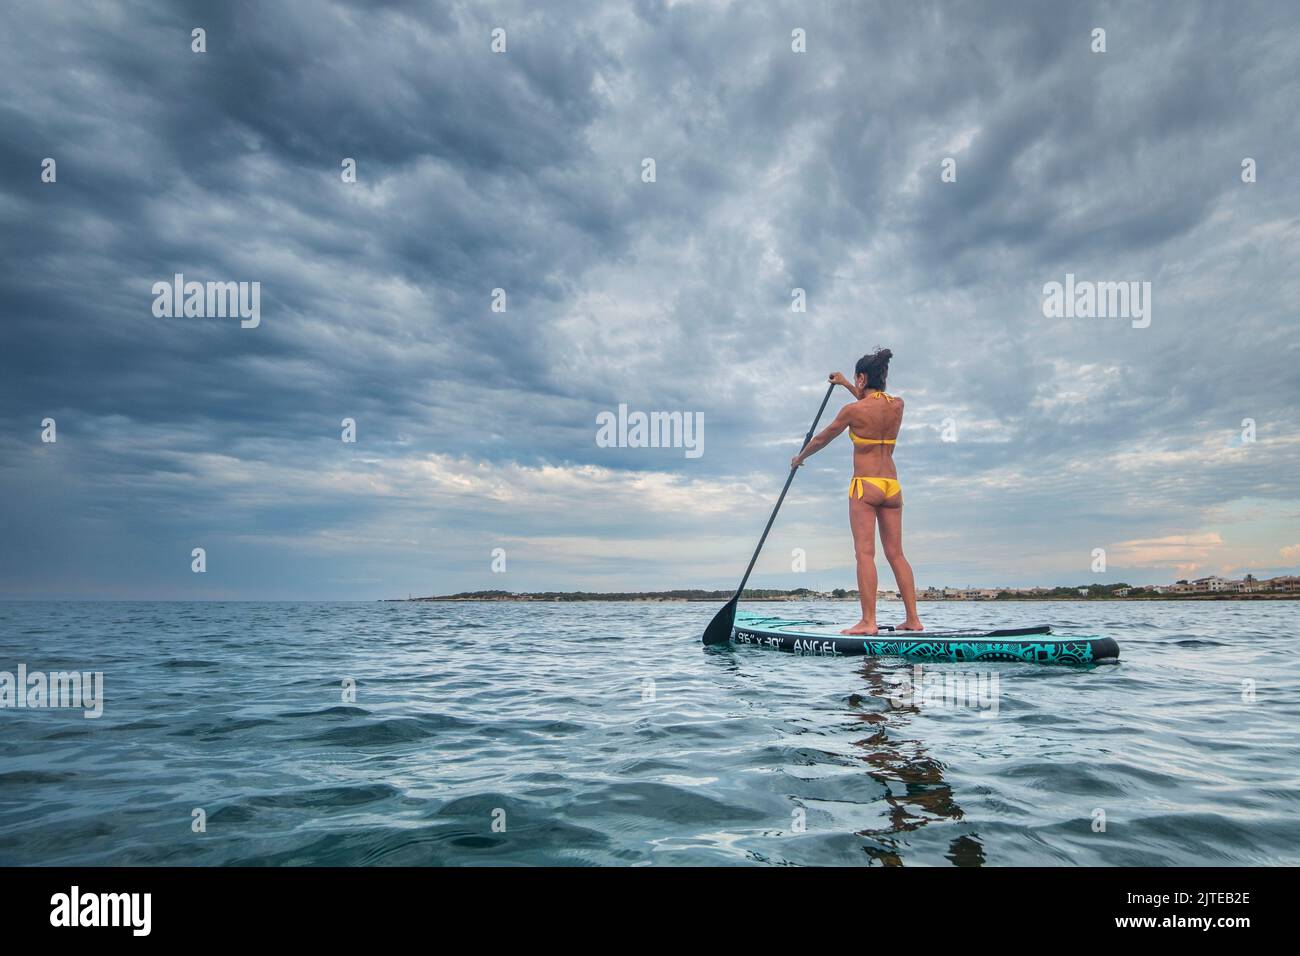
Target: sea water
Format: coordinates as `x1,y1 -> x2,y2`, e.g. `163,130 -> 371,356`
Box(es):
0,599 -> 1295,866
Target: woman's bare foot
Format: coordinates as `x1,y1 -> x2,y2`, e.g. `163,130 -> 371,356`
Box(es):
840,619 -> 878,635
897,619 -> 924,632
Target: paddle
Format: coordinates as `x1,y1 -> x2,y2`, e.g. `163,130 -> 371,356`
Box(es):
701,382 -> 837,645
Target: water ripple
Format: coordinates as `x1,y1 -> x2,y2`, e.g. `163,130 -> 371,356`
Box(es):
0,599 -> 1295,865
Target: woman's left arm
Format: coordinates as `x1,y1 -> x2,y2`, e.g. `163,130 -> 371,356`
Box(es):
829,372 -> 863,400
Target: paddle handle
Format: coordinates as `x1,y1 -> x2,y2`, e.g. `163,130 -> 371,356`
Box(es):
734,382 -> 836,598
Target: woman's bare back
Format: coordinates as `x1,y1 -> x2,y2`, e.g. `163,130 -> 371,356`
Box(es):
844,393 -> 904,479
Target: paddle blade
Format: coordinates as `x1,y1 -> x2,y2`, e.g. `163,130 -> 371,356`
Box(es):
701,597 -> 738,646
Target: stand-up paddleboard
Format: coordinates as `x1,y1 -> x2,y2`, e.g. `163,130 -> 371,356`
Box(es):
728,611 -> 1120,665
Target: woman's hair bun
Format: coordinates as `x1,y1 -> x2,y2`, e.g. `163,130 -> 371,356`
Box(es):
855,347 -> 893,390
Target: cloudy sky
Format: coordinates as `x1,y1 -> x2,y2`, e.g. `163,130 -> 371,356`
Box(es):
2,0 -> 1298,600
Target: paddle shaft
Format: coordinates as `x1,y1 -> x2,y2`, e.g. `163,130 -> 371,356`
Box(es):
732,382 -> 836,598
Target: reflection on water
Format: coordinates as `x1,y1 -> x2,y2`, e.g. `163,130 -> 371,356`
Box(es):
850,659 -> 983,866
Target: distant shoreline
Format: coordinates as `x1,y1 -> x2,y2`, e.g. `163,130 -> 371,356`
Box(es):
391,590 -> 1299,603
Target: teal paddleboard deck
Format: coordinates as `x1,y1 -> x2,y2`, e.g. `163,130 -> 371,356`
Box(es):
731,612 -> 1119,665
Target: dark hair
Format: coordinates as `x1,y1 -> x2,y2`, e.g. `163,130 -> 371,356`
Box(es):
855,347 -> 893,391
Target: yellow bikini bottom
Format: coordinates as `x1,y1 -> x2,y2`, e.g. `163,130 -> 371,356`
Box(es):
849,476 -> 902,500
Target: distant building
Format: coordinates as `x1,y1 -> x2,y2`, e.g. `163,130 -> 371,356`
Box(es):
892,574 -> 1296,602
1181,576 -> 1233,593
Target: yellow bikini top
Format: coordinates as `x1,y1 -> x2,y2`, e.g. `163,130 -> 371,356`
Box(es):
849,391 -> 897,445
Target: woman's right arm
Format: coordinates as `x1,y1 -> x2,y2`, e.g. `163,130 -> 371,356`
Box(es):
792,406 -> 851,468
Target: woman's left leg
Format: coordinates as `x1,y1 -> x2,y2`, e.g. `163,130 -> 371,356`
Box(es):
842,497 -> 880,635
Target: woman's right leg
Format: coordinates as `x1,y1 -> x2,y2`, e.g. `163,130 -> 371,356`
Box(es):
877,503 -> 923,630
842,497 -> 879,635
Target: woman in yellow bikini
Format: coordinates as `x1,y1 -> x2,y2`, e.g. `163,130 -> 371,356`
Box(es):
790,348 -> 924,635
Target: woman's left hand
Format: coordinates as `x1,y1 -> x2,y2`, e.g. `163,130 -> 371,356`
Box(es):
791,455 -> 803,469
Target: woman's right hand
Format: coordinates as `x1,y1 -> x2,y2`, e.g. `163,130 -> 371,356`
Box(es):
829,371 -> 849,389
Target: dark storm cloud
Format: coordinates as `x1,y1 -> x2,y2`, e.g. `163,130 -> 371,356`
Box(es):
1,0 -> 1298,597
